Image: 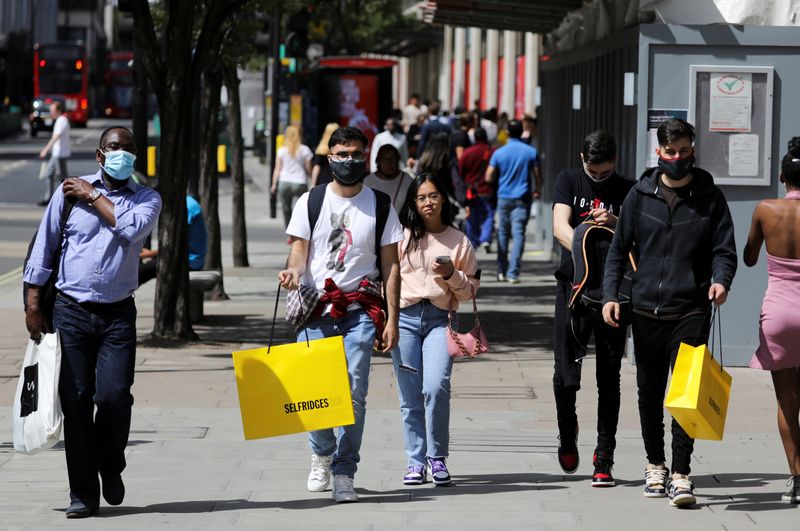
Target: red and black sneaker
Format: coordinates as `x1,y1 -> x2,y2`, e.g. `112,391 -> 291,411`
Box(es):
558,446 -> 580,474
591,450 -> 615,487
557,423 -> 579,474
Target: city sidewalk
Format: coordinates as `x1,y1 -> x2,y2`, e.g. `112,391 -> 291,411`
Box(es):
0,158 -> 796,529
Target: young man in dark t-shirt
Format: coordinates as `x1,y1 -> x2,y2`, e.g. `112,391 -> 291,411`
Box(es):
551,130 -> 634,487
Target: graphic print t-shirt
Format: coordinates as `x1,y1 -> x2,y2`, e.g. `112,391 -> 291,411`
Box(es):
286,185 -> 404,293
552,168 -> 634,281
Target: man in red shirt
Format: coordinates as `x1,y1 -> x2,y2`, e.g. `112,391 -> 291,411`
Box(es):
459,127 -> 495,251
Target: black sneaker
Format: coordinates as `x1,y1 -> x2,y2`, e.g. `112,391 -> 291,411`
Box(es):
782,475 -> 800,503
65,500 -> 98,519
557,422 -> 579,474
591,450 -> 615,487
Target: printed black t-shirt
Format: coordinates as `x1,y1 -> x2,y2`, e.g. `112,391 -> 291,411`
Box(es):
552,168 -> 634,281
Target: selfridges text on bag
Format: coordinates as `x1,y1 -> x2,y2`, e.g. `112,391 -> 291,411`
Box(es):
231,285 -> 355,439
12,333 -> 63,454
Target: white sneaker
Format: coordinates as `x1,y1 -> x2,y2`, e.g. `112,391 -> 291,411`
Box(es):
668,474 -> 696,507
644,463 -> 668,498
332,474 -> 358,503
307,454 -> 333,492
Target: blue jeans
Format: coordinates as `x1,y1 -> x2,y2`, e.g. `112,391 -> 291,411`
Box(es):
465,196 -> 495,249
53,293 -> 137,505
300,309 -> 375,478
496,196 -> 531,279
392,301 -> 453,466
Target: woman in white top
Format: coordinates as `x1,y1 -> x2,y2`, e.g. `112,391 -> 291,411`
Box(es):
271,125 -> 313,228
364,144 -> 413,213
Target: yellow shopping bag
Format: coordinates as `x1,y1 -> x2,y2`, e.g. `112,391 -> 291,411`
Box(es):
665,341 -> 732,441
232,335 -> 355,440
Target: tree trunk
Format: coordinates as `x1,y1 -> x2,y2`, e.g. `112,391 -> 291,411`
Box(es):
130,0 -> 249,338
198,69 -> 229,300
153,82 -> 195,338
224,65 -> 249,267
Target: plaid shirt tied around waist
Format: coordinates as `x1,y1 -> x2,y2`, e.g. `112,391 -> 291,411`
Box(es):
286,277 -> 386,337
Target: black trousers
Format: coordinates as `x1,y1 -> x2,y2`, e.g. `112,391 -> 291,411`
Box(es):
631,311 -> 710,475
553,281 -> 626,453
53,294 -> 137,505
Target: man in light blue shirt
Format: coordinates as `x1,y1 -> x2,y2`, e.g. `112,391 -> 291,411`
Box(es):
486,119 -> 541,283
24,126 -> 161,518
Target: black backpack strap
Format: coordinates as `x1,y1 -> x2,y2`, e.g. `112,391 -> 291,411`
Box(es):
306,184 -> 327,240
23,195 -> 76,311
372,188 -> 391,280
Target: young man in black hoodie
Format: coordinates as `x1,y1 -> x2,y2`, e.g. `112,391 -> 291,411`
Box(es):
602,119 -> 737,508
552,130 -> 634,487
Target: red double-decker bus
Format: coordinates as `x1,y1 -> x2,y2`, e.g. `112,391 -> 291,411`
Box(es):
31,43 -> 89,134
104,51 -> 133,118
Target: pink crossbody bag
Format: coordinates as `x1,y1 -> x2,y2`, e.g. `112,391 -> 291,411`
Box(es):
446,286 -> 488,358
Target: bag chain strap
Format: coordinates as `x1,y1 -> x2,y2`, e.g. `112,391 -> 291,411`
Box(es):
448,284 -> 481,358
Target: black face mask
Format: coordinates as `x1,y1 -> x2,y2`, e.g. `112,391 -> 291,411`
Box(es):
658,155 -> 695,181
330,159 -> 367,186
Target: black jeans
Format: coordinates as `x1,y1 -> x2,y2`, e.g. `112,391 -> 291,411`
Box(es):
53,293 -> 137,504
631,311 -> 710,475
553,281 -> 625,453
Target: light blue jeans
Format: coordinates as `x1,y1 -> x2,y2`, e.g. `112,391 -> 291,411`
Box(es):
300,309 -> 375,478
496,196 -> 531,280
392,301 -> 453,466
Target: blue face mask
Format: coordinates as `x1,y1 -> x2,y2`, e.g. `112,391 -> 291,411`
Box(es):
100,150 -> 136,181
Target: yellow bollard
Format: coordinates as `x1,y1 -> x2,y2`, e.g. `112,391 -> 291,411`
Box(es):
217,145 -> 226,173
147,146 -> 156,177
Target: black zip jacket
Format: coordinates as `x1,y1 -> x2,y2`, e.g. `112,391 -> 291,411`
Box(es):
602,167 -> 737,315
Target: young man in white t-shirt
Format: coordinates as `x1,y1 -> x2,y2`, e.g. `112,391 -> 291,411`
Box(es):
38,101 -> 71,205
279,127 -> 403,503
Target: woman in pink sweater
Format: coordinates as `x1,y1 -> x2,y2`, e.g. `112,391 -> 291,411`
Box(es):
393,172 -> 480,486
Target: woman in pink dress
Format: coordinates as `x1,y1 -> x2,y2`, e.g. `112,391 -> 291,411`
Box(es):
744,137 -> 800,503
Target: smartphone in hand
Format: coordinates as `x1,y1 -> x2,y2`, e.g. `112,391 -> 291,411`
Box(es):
435,255 -> 452,264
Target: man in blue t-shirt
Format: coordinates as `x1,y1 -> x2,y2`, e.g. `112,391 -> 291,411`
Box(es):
485,119 -> 541,283
138,194 -> 207,285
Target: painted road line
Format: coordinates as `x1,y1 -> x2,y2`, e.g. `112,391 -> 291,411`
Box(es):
0,266 -> 23,286
0,160 -> 29,179
75,129 -> 96,144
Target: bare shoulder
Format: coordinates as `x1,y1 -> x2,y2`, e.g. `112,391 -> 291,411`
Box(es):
755,199 -> 782,215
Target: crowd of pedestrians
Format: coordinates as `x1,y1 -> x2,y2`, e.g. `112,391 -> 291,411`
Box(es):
268,111 -> 800,510
20,92 -> 800,517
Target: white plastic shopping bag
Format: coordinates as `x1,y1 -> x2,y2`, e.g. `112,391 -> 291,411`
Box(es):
37,161 -> 48,181
12,333 -> 63,454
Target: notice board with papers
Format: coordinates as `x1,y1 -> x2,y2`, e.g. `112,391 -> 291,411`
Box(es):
689,65 -> 774,186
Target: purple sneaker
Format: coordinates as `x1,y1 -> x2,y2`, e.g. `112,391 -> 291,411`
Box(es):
403,465 -> 426,485
427,457 -> 452,486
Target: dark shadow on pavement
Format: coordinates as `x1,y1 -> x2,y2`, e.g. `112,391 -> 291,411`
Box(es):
689,472 -> 800,512
92,473 -> 571,515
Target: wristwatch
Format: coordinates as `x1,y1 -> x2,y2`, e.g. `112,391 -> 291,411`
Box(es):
87,188 -> 101,206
